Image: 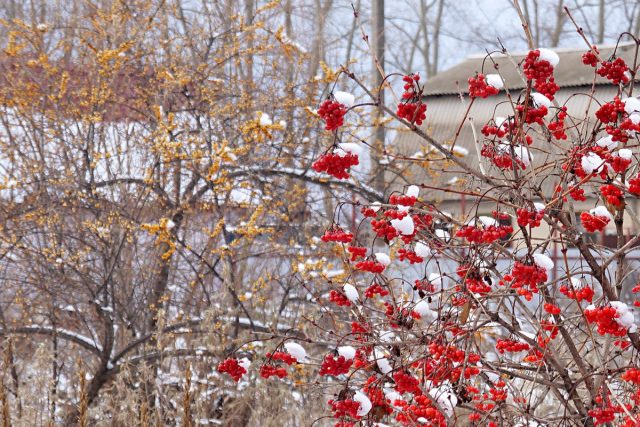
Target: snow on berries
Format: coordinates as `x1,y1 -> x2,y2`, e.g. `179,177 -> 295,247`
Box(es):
217,357 -> 247,382
600,184 -> 624,207
523,48 -> 560,99
318,99 -> 348,131
343,284 -> 359,303
532,253 -> 554,271
283,341 -> 308,363
468,73 -> 500,98
312,150 -> 359,180
319,353 -> 353,376
333,91 -> 355,108
581,152 -> 605,175
390,215 -> 415,235
585,302 -> 637,336
580,206 -> 612,232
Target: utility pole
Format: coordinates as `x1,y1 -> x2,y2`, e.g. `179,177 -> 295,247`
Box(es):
372,0 -> 386,193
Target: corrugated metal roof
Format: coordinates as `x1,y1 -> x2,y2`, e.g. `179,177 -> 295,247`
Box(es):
423,42 -> 638,96
391,85 -> 620,202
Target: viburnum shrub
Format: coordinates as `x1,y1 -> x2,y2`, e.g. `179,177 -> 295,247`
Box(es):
239,13 -> 640,427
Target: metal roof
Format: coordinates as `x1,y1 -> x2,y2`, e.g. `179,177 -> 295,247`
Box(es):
423,42 -> 638,96
391,85 -> 620,203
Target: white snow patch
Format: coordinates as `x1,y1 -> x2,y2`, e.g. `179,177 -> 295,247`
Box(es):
590,206 -> 612,220
531,92 -> 551,109
338,142 -> 363,157
533,253 -> 554,271
354,390 -> 372,416
611,301 -> 637,333
618,149 -> 633,160
478,216 -> 499,227
238,357 -> 251,370
258,112 -> 272,126
538,48 -> 560,67
337,346 -> 356,360
415,242 -> 431,258
284,342 -> 308,363
374,348 -> 392,374
391,215 -> 415,235
334,91 -> 355,107
486,74 -> 504,89
375,252 -> 391,266
414,300 -> 436,321
596,135 -> 617,150
429,385 -> 458,417
406,185 -> 420,198
581,152 -> 605,174
343,284 -> 359,303
623,97 -> 640,114
513,145 -> 533,166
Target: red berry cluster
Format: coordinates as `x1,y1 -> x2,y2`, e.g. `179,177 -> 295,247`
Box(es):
543,302 -> 561,315
595,97 -> 625,123
547,107 -> 567,139
371,218 -> 399,240
600,184 -> 624,207
559,284 -> 594,302
397,74 -> 427,125
582,47 -> 599,67
347,246 -> 367,261
535,77 -> 560,101
456,224 -> 513,244
622,368 -> 640,385
629,175 -> 640,195
321,227 -> 354,243
389,194 -> 417,206
517,103 -> 548,125
523,50 -> 559,99
401,73 -> 421,99
260,364 -> 287,379
328,398 -> 361,419
364,283 -> 388,298
570,186 -> 587,201
393,370 -> 422,395
482,123 -> 508,138
609,153 -> 632,173
329,290 -> 352,307
588,405 -> 620,426
398,248 -> 423,264
480,145 -> 522,170
312,152 -> 359,180
605,124 -> 630,143
361,206 -> 377,217
465,277 -> 491,294
516,208 -> 544,228
397,102 -> 427,125
354,260 -> 386,274
505,262 -> 547,298
318,99 -> 348,131
319,354 -> 353,376
468,73 -> 500,99
580,211 -> 610,232
584,306 -> 628,336
266,351 -> 297,365
597,57 -> 630,85
495,338 -> 530,353
217,358 -> 247,382
394,394 -> 447,425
